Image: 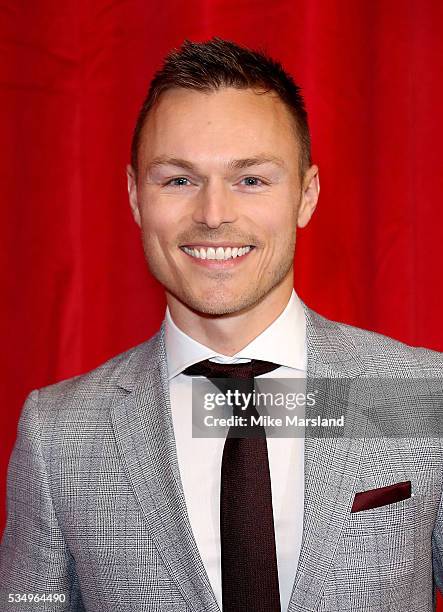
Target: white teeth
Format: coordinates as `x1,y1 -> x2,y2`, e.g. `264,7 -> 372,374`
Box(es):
182,245 -> 253,260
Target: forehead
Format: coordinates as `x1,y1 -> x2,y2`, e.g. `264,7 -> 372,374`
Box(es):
138,87 -> 300,169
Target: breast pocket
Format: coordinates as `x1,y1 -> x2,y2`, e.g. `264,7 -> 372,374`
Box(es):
340,493 -> 423,584
346,492 -> 420,537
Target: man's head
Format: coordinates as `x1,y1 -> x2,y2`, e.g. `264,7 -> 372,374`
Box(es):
127,38 -> 319,318
131,37 -> 312,179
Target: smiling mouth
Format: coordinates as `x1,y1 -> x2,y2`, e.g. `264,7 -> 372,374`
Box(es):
180,245 -> 255,261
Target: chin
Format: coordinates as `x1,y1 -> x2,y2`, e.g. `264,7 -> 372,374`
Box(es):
192,303 -> 240,316
179,288 -> 262,317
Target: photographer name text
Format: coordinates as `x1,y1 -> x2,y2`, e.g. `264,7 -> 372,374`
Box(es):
203,414 -> 344,428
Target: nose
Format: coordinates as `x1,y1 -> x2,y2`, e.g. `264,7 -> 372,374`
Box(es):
192,179 -> 238,228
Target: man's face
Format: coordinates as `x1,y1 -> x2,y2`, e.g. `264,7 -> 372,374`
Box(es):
128,87 -> 319,316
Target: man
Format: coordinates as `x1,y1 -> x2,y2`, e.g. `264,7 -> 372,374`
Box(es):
1,37 -> 442,612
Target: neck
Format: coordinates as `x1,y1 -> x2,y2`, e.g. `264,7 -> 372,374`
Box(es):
166,281 -> 293,356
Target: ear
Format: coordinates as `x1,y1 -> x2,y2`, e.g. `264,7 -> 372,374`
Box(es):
297,164 -> 320,228
127,164 -> 141,227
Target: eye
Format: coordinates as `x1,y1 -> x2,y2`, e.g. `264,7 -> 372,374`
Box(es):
239,176 -> 266,187
165,177 -> 192,187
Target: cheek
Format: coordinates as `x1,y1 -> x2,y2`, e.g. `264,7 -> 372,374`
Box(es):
139,204 -> 175,245
253,203 -> 297,238
138,187 -> 190,242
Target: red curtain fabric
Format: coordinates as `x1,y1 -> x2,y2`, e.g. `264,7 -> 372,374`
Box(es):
1,0 -> 442,604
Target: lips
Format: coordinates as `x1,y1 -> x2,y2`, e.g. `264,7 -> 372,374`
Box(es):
179,244 -> 256,268
181,245 -> 254,260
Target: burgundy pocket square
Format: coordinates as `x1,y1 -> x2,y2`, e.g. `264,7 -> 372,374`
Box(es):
351,481 -> 411,513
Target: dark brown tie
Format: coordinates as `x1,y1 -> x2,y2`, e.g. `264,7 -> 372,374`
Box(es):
183,359 -> 281,612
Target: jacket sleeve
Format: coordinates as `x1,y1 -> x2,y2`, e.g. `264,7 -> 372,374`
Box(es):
432,455 -> 443,594
0,390 -> 85,611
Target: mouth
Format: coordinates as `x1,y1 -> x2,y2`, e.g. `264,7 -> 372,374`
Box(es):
179,244 -> 256,266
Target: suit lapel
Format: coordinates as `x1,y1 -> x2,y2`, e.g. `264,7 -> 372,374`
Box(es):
111,326 -> 220,612
288,305 -> 368,611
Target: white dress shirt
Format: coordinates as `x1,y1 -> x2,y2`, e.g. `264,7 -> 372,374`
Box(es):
165,290 -> 307,611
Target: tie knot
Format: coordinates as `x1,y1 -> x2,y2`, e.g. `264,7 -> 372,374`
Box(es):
182,358 -> 279,379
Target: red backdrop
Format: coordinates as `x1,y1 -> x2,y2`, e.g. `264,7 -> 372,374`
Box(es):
1,0 -> 443,604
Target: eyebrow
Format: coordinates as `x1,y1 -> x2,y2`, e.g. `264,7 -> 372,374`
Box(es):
147,155 -> 286,173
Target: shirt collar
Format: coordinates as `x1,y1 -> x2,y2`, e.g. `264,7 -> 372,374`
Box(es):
164,289 -> 307,380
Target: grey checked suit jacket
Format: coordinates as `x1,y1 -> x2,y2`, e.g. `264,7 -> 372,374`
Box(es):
1,304 -> 443,611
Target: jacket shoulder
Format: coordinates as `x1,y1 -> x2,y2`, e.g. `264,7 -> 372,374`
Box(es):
36,329 -> 162,408
330,315 -> 442,376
